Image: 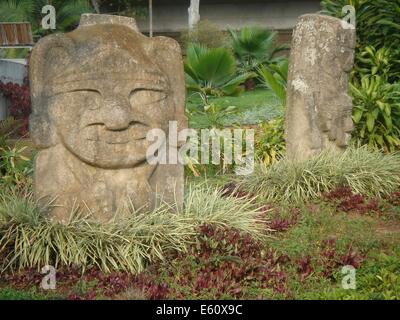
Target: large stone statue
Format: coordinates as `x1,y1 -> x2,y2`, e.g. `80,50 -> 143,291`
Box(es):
29,14 -> 186,222
285,14 -> 356,161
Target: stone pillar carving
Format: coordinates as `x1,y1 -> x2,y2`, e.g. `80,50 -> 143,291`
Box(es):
29,14 -> 186,222
285,14 -> 356,161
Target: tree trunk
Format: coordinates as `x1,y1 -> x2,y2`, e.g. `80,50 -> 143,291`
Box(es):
91,0 -> 100,14
149,0 -> 153,37
188,0 -> 200,30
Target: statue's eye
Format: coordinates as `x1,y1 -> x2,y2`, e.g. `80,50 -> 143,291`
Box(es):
71,90 -> 102,110
130,89 -> 167,106
85,91 -> 102,110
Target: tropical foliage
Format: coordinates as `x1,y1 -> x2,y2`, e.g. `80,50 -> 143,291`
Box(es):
257,59 -> 288,107
185,92 -> 258,176
321,0 -> 400,49
0,145 -> 32,188
186,93 -> 238,129
229,26 -> 288,74
355,46 -> 400,82
321,0 -> 400,152
253,59 -> 288,166
351,76 -> 400,152
0,118 -> 32,188
255,116 -> 285,166
184,43 -> 251,97
0,0 -> 93,37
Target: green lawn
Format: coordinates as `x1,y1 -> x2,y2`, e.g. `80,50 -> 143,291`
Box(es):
0,287 -> 62,300
186,88 -> 283,127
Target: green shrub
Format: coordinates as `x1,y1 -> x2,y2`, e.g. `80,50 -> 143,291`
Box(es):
321,0 -> 400,152
0,118 -> 32,188
321,0 -> 400,49
239,146 -> 400,203
0,185 -> 267,273
351,76 -> 400,152
257,59 -> 288,107
184,93 -> 242,176
229,26 -> 288,75
0,0 -> 93,36
0,146 -> 33,188
254,60 -> 288,166
183,129 -> 253,177
185,43 -> 251,97
186,89 -> 282,127
255,116 -> 286,166
180,20 -> 230,50
355,46 -> 400,83
186,93 -> 239,129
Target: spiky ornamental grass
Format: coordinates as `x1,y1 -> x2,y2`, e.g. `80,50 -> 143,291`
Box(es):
239,146 -> 400,203
0,185 -> 268,274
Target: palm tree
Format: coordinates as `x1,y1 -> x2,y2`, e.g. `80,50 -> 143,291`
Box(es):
257,59 -> 288,107
0,0 -> 93,37
184,43 -> 251,97
0,0 -> 93,58
0,0 -> 34,22
229,26 -> 288,74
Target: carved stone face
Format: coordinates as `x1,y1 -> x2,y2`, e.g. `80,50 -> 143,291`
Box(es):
29,14 -> 186,221
316,26 -> 355,150
342,46 -> 355,73
47,64 -> 171,169
30,21 -> 183,169
335,95 -> 354,147
322,94 -> 354,148
329,36 -> 355,148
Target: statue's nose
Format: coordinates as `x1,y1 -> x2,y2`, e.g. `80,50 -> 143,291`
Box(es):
102,98 -> 131,130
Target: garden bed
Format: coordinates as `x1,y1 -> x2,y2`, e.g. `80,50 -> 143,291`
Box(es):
0,186 -> 399,300
1,160 -> 399,300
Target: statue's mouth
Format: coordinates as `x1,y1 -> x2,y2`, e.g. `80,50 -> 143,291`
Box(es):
83,122 -> 149,144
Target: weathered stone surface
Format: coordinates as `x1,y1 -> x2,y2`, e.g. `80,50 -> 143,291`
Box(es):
285,14 -> 356,161
29,14 -> 186,222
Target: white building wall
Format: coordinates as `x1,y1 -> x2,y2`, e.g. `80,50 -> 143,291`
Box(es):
0,59 -> 27,120
137,0 -> 321,32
